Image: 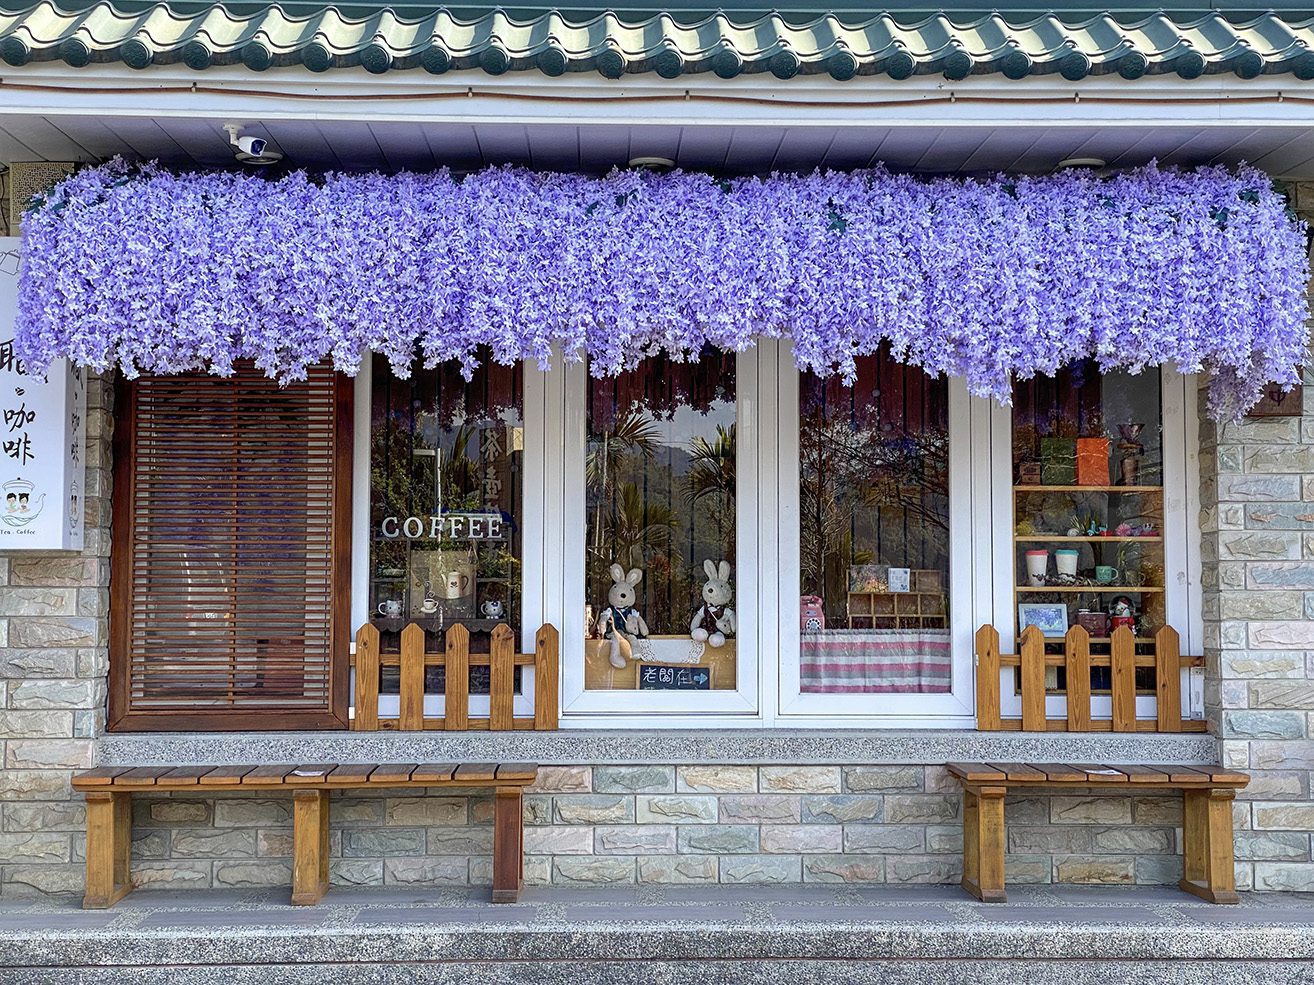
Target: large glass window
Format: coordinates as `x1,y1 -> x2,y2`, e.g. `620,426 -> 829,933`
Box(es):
368,359 -> 523,690
1011,361 -> 1165,692
798,351 -> 951,694
583,349 -> 737,691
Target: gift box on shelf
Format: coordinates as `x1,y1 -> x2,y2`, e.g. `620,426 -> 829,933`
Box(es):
1039,437 -> 1076,485
1076,437 -> 1111,486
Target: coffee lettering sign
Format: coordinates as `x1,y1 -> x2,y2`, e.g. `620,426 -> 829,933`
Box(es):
380,512 -> 507,541
0,242 -> 86,551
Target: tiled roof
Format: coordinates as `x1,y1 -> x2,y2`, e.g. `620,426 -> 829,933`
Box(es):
1,3 -> 1313,80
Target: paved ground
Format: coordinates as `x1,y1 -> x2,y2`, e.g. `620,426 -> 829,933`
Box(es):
2,884 -> 1313,984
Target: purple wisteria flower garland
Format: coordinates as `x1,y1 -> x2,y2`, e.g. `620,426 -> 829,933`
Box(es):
15,158 -> 1309,418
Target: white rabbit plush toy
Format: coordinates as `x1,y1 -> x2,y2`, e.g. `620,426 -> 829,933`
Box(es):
691,559 -> 737,648
599,563 -> 649,669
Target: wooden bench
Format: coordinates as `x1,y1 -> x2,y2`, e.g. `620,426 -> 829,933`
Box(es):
71,762 -> 538,908
946,762 -> 1250,905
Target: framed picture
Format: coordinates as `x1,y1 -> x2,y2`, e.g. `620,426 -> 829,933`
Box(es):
1018,602 -> 1069,637
848,564 -> 889,593
887,567 -> 911,593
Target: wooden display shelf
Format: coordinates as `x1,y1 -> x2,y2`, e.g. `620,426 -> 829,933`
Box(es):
1016,585 -> 1164,593
1014,535 -> 1163,543
1014,485 -> 1163,494
847,590 -> 947,629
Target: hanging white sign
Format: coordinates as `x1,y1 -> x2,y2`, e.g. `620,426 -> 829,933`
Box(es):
0,238 -> 86,551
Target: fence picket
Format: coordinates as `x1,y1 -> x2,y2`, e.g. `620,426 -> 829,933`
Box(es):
490,624 -> 515,731
354,623 -> 379,732
1155,625 -> 1182,732
535,624 -> 560,730
399,623 -> 425,731
1019,625 -> 1046,732
444,623 -> 470,731
1110,624 -> 1137,732
975,624 -> 1001,730
1064,625 -> 1091,732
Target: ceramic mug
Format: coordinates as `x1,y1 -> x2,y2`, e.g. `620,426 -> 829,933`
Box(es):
1094,565 -> 1120,585
377,599 -> 402,618
1025,550 -> 1049,587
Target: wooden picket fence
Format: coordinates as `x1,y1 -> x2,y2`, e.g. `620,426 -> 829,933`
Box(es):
351,622 -> 559,731
975,623 -> 1205,733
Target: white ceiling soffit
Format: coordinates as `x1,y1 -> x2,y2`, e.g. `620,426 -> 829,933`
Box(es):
2,71 -> 1314,177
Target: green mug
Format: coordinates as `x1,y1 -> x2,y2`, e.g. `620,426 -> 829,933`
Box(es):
1095,565 -> 1119,585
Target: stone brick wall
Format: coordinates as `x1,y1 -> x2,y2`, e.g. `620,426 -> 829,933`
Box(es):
1197,373 -> 1314,892
0,373 -> 112,897
1193,182 -> 1314,893
64,765 -> 1184,891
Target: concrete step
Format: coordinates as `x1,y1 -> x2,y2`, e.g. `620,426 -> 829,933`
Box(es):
2,884 -> 1312,984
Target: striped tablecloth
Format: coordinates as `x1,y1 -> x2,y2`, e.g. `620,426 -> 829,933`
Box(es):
800,629 -> 953,693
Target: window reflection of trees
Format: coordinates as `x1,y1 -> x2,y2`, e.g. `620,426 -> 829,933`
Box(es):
586,353 -> 736,637
800,359 -> 949,625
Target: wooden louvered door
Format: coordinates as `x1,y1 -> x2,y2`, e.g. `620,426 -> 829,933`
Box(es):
110,365 -> 352,730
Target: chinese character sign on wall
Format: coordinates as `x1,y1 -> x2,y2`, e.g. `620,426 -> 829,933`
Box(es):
0,238 -> 86,550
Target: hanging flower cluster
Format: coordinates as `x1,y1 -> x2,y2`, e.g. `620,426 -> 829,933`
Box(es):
15,158 -> 1308,418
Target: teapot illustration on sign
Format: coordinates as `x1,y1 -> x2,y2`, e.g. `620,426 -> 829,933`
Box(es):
439,568 -> 473,599
376,599 -> 403,619
481,599 -> 504,620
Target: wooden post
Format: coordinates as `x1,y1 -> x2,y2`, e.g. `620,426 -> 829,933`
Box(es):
1155,625 -> 1182,733
83,791 -> 133,908
1065,625 -> 1091,732
974,624 -> 1001,731
1180,787 -> 1239,904
1019,624 -> 1046,732
492,786 -> 523,903
960,785 -> 1007,902
399,623 -> 425,731
1110,624 -> 1136,731
444,623 -> 470,731
534,624 -> 559,730
291,789 -> 331,905
354,623 -> 380,732
490,624 -> 515,731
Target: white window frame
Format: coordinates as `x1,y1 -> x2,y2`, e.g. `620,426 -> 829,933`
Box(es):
771,351 -> 981,726
350,351 -> 1202,729
554,348 -> 763,721
985,366 -> 1204,724
349,353 -> 546,722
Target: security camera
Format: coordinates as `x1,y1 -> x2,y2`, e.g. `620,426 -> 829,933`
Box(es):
223,123 -> 283,165
234,135 -> 267,158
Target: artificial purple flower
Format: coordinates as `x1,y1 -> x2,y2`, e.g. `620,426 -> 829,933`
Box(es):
14,159 -> 1308,419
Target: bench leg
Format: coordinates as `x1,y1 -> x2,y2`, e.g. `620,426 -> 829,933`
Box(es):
292,790 -> 331,906
1180,788 -> 1238,904
84,792 -> 133,909
960,785 -> 1007,903
492,787 -> 523,903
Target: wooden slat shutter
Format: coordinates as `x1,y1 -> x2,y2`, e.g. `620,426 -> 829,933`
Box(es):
110,364 -> 352,730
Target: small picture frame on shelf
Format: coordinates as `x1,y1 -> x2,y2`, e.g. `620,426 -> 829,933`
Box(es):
1018,461 -> 1042,486
1018,602 -> 1069,637
887,567 -> 911,593
848,564 -> 889,593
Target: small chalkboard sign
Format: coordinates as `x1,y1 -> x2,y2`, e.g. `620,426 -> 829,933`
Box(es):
638,664 -> 711,690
